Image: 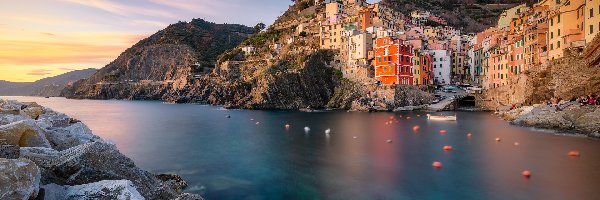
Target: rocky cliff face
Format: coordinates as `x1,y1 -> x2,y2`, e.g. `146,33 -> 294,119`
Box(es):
61,19 -> 255,100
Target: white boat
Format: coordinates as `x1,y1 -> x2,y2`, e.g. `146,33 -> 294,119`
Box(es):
427,114 -> 457,121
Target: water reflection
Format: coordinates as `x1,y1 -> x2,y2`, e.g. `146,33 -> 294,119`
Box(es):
2,96 -> 600,200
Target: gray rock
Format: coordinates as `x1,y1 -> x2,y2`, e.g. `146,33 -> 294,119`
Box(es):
45,122 -> 102,150
38,108 -> 72,128
42,180 -> 144,200
512,108 -> 573,129
0,145 -> 19,159
175,193 -> 205,200
574,110 -> 600,134
64,180 -> 145,200
0,99 -> 21,115
21,106 -> 44,120
0,158 -> 41,200
21,142 -> 178,199
156,174 -> 188,193
0,120 -> 51,148
0,114 -> 30,126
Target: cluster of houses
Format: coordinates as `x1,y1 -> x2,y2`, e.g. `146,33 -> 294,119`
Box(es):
309,0 -> 600,89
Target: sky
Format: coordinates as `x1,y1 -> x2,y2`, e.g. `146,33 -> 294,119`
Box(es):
0,0 -> 295,82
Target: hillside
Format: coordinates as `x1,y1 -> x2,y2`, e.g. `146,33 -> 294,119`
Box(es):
61,19 -> 255,100
382,0 -> 532,33
0,68 -> 96,96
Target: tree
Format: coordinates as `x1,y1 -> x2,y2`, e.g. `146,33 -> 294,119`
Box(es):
254,23 -> 266,32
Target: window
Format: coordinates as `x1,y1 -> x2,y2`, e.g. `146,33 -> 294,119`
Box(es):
591,8 -> 594,18
557,41 -> 560,48
550,44 -> 554,50
557,14 -> 560,23
558,29 -> 560,36
591,25 -> 595,35
551,32 -> 554,39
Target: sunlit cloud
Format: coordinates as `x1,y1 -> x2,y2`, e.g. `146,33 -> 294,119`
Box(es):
41,32 -> 56,36
27,69 -> 53,76
60,0 -> 178,19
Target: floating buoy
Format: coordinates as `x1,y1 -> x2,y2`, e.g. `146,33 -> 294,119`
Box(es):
495,138 -> 501,142
568,151 -> 581,157
389,116 -> 395,120
406,117 -> 411,120
417,114 -> 421,117
467,133 -> 473,138
432,161 -> 443,168
285,124 -> 290,129
514,142 -> 520,146
255,122 -> 260,125
250,118 -> 254,121
443,145 -> 453,151
353,136 -> 358,139
325,129 -> 331,134
522,170 -> 531,178
386,139 -> 393,143
412,126 -> 420,132
439,130 -> 447,134
304,127 -> 310,132
226,115 -> 231,118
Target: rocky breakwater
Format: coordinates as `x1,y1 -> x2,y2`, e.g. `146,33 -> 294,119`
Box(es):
497,103 -> 600,138
0,99 -> 202,200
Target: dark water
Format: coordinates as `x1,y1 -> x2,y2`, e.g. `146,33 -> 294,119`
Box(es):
3,97 -> 600,200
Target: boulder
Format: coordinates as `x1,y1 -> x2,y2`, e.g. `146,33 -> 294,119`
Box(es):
574,110 -> 600,134
38,109 -> 72,128
0,120 -> 51,148
156,174 -> 188,193
0,158 -> 41,200
0,99 -> 21,115
175,193 -> 205,200
45,122 -> 102,150
0,145 -> 20,159
42,180 -> 144,200
511,108 -> 573,130
21,142 -> 178,199
21,106 -> 44,120
0,114 -> 30,126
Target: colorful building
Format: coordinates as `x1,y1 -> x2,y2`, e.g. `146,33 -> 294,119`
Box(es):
374,37 -> 414,85
585,0 -> 600,44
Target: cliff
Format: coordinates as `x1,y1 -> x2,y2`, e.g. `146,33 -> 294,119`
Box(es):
61,19 -> 255,100
0,69 -> 96,97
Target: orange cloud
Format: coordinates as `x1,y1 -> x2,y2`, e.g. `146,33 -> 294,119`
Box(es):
26,69 -> 53,76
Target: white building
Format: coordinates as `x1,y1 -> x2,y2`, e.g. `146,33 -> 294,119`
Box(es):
348,32 -> 372,66
430,50 -> 452,85
241,46 -> 255,55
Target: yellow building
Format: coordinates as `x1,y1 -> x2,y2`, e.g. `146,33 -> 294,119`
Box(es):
320,23 -> 346,49
585,0 -> 600,44
547,0 -> 585,60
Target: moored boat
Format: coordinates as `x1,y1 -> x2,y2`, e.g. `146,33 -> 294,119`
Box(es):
427,114 -> 457,121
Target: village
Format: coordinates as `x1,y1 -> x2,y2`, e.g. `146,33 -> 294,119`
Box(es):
243,0 -> 600,93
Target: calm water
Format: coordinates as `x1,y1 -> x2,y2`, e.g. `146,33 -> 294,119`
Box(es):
3,96 -> 600,200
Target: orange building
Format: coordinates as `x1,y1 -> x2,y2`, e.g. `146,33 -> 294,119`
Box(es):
419,51 -> 434,85
374,37 -> 414,85
358,7 -> 374,31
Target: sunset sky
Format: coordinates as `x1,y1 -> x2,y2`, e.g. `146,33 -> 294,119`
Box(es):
0,0 -> 295,82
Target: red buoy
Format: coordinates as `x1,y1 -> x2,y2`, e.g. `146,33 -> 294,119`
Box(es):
412,126 -> 420,132
522,170 -> 531,178
467,133 -> 473,138
432,162 -> 443,168
495,138 -> 501,142
443,146 -> 453,151
568,151 -> 581,157
439,130 -> 447,134
285,124 -> 290,129
406,117 -> 411,120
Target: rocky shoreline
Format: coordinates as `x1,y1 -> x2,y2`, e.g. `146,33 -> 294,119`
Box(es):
497,103 -> 600,138
0,99 -> 203,200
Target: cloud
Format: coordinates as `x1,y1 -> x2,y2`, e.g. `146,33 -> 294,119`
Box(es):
59,67 -> 77,71
27,69 -> 53,76
60,0 -> 178,19
41,32 -> 56,36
